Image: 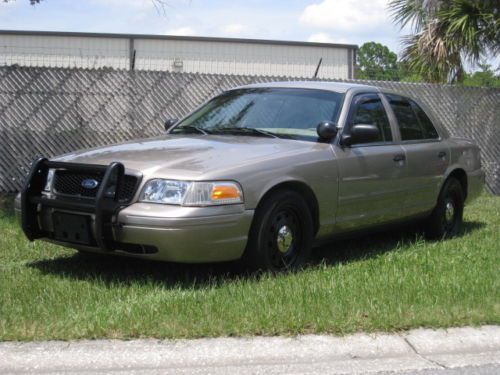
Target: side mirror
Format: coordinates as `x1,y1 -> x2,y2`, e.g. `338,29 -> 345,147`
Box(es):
341,124 -> 380,146
164,118 -> 178,131
316,121 -> 338,141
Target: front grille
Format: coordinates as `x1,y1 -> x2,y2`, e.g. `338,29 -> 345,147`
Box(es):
53,170 -> 139,202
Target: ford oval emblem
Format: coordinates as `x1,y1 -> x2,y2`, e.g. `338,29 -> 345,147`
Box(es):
81,179 -> 99,190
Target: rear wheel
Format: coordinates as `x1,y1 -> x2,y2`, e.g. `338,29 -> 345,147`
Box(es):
425,177 -> 464,239
243,190 -> 313,272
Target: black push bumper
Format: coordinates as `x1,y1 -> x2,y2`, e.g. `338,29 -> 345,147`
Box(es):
20,158 -> 132,251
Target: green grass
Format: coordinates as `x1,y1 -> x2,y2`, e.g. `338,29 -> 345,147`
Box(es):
0,194 -> 499,341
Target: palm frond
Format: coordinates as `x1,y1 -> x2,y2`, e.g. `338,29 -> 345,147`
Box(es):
389,0 -> 445,31
391,0 -> 498,83
400,19 -> 464,83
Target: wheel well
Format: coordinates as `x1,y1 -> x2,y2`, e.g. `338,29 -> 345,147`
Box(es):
257,181 -> 320,235
448,169 -> 468,199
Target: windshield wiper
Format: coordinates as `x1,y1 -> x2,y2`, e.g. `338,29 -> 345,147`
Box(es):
173,126 -> 210,135
212,127 -> 279,138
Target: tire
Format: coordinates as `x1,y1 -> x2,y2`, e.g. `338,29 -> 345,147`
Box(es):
242,190 -> 314,272
425,177 -> 464,239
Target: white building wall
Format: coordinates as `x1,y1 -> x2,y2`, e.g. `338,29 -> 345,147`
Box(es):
0,32 -> 354,79
134,38 -> 349,78
0,34 -> 129,69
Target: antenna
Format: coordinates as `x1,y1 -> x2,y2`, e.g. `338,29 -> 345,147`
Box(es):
131,50 -> 136,71
313,57 -> 323,78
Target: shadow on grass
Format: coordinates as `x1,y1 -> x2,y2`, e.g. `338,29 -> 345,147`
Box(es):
28,220 -> 485,289
0,193 -> 16,218
313,220 -> 485,265
29,254 -> 246,290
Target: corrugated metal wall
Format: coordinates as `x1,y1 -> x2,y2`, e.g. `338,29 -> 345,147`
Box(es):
134,38 -> 350,78
0,34 -> 130,69
0,32 -> 352,79
0,66 -> 498,194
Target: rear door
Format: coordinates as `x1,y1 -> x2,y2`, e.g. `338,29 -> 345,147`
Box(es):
334,93 -> 407,231
384,94 -> 449,215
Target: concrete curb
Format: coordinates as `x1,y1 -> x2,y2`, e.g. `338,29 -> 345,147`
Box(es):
1,326 -> 499,374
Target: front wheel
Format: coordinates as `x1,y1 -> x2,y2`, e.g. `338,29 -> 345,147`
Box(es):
242,190 -> 314,272
425,177 -> 464,239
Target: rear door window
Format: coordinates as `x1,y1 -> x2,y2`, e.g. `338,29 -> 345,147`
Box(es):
386,94 -> 423,141
410,101 -> 439,139
387,94 -> 439,141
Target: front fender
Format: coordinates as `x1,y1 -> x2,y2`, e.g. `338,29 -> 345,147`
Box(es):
203,146 -> 340,239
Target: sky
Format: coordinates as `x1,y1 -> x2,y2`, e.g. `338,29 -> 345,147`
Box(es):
0,0 -> 496,72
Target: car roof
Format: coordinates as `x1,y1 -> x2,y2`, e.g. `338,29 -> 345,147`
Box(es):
231,80 -> 450,139
235,81 -> 382,94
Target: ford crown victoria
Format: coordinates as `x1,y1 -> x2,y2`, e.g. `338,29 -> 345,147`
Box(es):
16,82 -> 484,271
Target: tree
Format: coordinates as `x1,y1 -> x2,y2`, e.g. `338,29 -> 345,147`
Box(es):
356,42 -> 400,81
463,62 -> 500,88
389,0 -> 500,83
2,0 -> 169,11
2,0 -> 42,3
397,60 -> 425,83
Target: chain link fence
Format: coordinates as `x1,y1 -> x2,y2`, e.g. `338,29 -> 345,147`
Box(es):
0,66 -> 499,194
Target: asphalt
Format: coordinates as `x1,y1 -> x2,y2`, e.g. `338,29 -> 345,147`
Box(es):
1,326 -> 499,375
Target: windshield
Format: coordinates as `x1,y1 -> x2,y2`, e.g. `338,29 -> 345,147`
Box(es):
170,88 -> 344,141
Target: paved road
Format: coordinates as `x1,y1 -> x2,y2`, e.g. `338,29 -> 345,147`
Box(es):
1,326 -> 499,374
378,365 -> 499,375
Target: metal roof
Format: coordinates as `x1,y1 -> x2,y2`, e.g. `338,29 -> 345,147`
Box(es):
0,30 -> 358,50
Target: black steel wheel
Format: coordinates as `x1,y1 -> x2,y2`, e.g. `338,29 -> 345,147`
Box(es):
242,190 -> 313,272
425,177 -> 464,239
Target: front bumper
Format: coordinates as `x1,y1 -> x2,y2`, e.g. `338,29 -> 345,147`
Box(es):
113,204 -> 253,262
17,159 -> 254,263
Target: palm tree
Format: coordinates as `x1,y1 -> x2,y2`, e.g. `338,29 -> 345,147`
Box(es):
390,0 -> 499,83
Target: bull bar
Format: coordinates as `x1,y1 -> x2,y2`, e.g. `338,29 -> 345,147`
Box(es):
20,158 -> 133,251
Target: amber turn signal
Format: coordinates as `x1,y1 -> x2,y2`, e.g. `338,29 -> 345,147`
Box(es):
211,184 -> 242,201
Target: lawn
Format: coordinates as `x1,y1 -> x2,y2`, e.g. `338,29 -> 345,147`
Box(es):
0,194 -> 499,341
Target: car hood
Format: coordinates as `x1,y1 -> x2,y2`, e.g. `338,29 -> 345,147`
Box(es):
54,135 -> 325,179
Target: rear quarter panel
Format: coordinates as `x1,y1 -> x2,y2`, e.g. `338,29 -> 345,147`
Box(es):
444,137 -> 484,203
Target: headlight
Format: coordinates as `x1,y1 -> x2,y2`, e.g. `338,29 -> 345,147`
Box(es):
43,169 -> 55,192
140,179 -> 243,206
140,180 -> 190,205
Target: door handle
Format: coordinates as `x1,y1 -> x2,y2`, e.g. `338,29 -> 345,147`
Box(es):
438,151 -> 447,158
393,154 -> 406,162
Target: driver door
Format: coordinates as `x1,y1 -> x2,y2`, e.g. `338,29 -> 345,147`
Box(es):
334,93 -> 407,231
